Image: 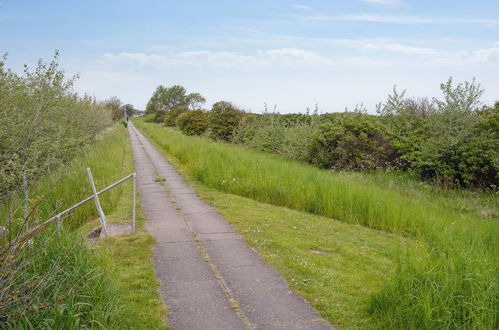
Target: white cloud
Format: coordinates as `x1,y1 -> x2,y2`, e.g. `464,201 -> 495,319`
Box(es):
360,0 -> 406,6
292,4 -> 312,10
302,14 -> 499,25
364,43 -> 439,56
100,48 -> 331,70
363,42 -> 499,65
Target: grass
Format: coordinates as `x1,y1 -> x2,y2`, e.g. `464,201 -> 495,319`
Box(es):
135,119 -> 498,329
1,124 -> 167,329
79,179 -> 168,329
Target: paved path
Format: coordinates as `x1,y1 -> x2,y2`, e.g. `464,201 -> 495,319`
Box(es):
128,123 -> 333,330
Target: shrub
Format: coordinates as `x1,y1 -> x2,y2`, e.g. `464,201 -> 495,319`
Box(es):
0,52 -> 112,197
407,79 -> 497,188
163,105 -> 188,127
245,113 -> 285,153
143,113 -> 156,123
153,110 -> 167,123
176,110 -> 209,136
208,101 -> 244,141
309,113 -> 396,170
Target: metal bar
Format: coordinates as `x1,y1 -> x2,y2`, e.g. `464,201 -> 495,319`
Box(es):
43,173 -> 134,226
23,174 -> 28,231
87,168 -> 108,239
132,173 -> 136,234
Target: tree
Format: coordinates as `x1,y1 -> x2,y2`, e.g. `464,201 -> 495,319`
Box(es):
102,96 -> 122,121
121,104 -> 134,118
145,85 -> 206,124
186,93 -> 206,110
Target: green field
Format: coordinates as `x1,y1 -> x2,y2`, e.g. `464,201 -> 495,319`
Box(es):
135,119 -> 498,329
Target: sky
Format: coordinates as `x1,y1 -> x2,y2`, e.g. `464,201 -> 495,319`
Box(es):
1,0 -> 498,113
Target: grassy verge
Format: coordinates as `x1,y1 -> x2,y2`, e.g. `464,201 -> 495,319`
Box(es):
133,121 -> 411,328
79,181 -> 167,329
135,119 -> 498,329
1,124 -> 167,328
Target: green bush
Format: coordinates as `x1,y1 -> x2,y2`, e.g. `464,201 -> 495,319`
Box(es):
208,101 -> 244,141
153,110 -> 167,123
163,105 -> 188,127
143,113 -> 156,123
309,113 -> 396,170
176,110 -> 209,136
0,52 -> 112,198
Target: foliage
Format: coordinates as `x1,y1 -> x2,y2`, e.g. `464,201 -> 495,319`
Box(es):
309,113 -> 396,170
0,52 -> 113,198
0,126 -> 130,328
186,92 -> 206,110
163,105 -> 188,127
136,120 -> 498,330
176,109 -> 209,136
208,101 -> 244,141
378,79 -> 498,188
145,84 -> 205,121
102,96 -> 123,121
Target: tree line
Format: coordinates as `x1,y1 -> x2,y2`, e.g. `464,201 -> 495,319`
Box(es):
144,79 -> 498,189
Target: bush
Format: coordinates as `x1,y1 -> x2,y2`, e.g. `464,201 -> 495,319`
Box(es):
176,110 -> 209,136
164,105 -> 188,127
208,101 -> 244,141
408,80 -> 497,188
0,52 -> 112,197
143,113 -> 156,123
309,113 -> 396,170
153,110 -> 167,123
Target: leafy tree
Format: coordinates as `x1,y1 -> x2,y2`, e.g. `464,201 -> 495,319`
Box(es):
102,96 -> 122,121
121,103 -> 134,118
186,92 -> 206,110
208,101 -> 244,141
145,85 -> 205,124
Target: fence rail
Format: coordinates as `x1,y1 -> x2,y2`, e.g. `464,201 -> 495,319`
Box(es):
39,170 -> 137,237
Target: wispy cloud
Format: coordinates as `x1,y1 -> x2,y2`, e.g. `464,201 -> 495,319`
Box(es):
292,4 -> 312,10
100,48 -> 331,70
364,43 -> 439,56
360,0 -> 406,6
301,14 -> 499,25
363,41 -> 499,65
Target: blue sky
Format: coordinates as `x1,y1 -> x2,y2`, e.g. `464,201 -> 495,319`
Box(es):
1,0 -> 498,112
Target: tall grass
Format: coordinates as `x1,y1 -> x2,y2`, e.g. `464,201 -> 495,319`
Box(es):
1,124 -> 130,230
135,120 -> 498,329
1,125 -> 132,328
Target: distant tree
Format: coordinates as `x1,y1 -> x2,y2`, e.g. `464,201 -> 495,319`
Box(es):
103,96 -> 122,121
186,93 -> 206,110
121,104 -> 134,118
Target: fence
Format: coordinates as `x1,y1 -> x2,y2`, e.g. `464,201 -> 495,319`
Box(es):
28,168 -> 137,238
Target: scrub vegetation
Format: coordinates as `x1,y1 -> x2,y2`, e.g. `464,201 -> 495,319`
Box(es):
135,116 -> 497,329
0,54 -> 165,328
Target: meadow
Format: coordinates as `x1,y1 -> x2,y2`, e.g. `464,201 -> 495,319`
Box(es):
135,119 -> 498,329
